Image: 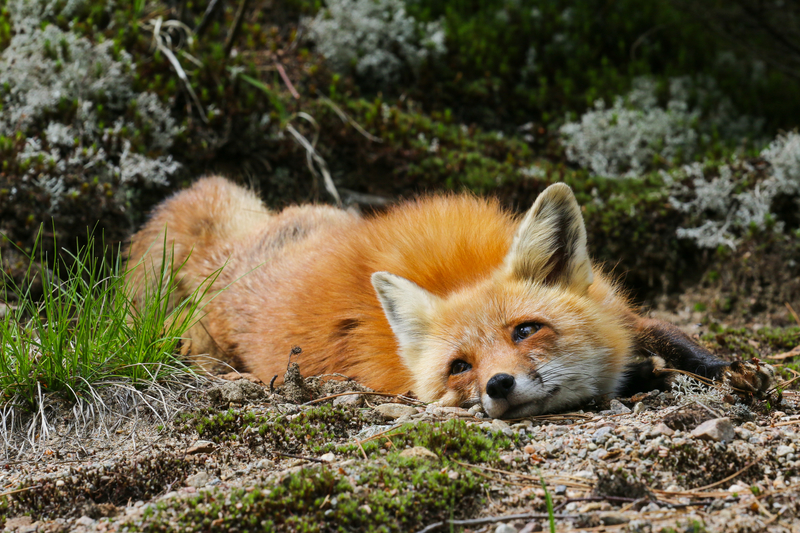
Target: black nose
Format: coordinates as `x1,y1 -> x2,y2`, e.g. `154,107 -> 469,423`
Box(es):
486,373 -> 515,399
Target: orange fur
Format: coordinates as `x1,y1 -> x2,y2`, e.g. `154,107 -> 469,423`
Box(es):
127,177 -> 639,417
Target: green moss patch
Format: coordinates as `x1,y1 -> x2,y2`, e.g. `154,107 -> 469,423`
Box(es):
184,403 -> 380,454
137,458 -> 481,533
352,418 -> 516,464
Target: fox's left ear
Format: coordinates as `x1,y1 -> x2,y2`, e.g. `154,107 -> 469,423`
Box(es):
371,272 -> 438,356
504,183 -> 593,292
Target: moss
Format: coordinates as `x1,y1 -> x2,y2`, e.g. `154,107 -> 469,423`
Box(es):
702,326 -> 800,360
185,404 -> 378,454
136,458 -> 482,532
348,418 -> 515,464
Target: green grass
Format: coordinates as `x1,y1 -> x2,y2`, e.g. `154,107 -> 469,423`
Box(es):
0,230 -> 208,414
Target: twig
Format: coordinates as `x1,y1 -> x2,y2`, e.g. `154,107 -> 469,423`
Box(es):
416,511 -> 580,533
769,345 -> 800,361
194,0 -> 223,36
275,452 -> 325,464
453,460 -> 591,488
355,438 -> 368,460
552,495 -> 640,513
223,0 -> 249,58
768,374 -> 800,395
285,118 -> 341,206
0,484 -> 40,497
661,452 -> 766,493
786,302 -> 800,328
302,391 -> 424,406
275,63 -> 300,100
319,96 -> 382,143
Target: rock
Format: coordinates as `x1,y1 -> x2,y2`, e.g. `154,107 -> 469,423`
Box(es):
319,452 -> 336,463
663,405 -> 713,431
185,471 -> 210,488
208,379 -> 265,405
333,393 -> 363,407
518,522 -> 541,533
374,403 -> 417,419
75,516 -> 96,528
609,399 -> 631,415
728,483 -> 748,493
495,524 -> 518,533
776,445 -> 794,457
600,512 -> 630,525
430,406 -> 472,417
690,418 -> 735,442
491,419 -> 510,432
399,446 -> 438,460
633,402 -> 645,414
4,516 -> 33,531
590,448 -> 608,460
186,440 -> 215,455
647,423 -> 674,438
468,404 -> 485,416
592,426 -> 613,442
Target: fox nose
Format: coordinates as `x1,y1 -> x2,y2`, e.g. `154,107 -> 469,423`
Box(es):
486,373 -> 515,399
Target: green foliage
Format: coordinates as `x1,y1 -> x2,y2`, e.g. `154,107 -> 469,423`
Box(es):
702,325 -> 800,360
352,419 -> 514,464
0,230 -> 205,411
138,459 -> 482,532
404,0 -> 800,131
190,403 -> 375,454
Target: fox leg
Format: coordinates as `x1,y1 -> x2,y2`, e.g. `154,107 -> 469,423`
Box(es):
619,318 -> 776,397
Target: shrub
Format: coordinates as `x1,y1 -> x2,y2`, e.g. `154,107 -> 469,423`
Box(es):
305,0 -> 446,86
669,131 -> 800,249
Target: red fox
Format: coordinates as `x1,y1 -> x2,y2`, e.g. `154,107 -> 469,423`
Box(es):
127,177 -> 775,418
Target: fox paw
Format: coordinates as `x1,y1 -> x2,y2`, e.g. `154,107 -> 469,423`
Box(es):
720,360 -> 776,398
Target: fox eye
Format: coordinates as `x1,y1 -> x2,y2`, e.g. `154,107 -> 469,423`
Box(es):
450,359 -> 472,375
512,322 -> 542,343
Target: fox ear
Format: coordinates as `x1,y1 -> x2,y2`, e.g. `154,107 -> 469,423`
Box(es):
371,272 -> 438,353
504,183 -> 593,292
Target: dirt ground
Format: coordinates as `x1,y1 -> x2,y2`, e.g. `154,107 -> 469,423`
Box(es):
1,310 -> 799,533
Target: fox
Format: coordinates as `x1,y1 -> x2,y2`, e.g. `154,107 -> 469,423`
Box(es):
126,177 -> 775,418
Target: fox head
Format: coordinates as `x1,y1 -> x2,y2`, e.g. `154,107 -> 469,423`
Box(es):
372,184 -> 632,418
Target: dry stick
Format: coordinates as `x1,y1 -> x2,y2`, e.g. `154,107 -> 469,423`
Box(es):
223,0 -> 248,58
768,374 -> 800,396
275,63 -> 300,99
657,452 -> 766,494
453,460 -> 591,489
275,452 -> 325,464
774,418 -> 800,427
302,391 -> 424,406
458,464 -> 535,488
415,511 -> 581,533
0,484 -> 40,497
551,495 -> 639,513
355,439 -> 368,461
786,302 -> 800,328
319,96 -> 382,143
360,426 -> 404,445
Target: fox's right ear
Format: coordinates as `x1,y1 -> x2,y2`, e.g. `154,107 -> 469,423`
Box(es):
504,183 -> 593,292
371,272 -> 438,355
